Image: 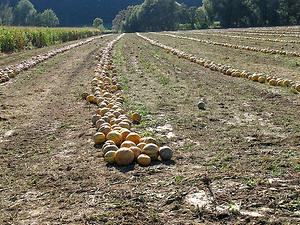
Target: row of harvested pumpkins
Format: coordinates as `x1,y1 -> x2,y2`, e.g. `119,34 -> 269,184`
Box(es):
165,33 -> 300,57
192,31 -> 300,45
86,34 -> 174,167
221,30 -> 300,38
227,28 -> 300,35
138,33 -> 300,94
0,37 -> 97,84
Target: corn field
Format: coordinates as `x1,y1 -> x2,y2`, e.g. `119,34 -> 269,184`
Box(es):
0,26 -> 101,53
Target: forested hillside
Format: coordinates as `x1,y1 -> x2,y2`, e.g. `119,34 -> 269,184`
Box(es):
7,0 -> 201,26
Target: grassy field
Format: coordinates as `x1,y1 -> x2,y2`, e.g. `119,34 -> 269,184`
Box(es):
0,26 -> 101,53
0,27 -> 299,224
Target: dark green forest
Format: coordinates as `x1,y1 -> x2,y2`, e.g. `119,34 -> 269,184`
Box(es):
5,0 -> 200,27
114,0 -> 300,32
1,0 -> 299,31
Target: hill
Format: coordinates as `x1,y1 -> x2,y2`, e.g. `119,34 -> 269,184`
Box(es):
8,0 -> 201,27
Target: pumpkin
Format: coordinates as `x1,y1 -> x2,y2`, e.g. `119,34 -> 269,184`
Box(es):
103,144 -> 119,154
126,132 -> 141,145
107,103 -> 114,108
99,125 -> 112,135
120,128 -> 131,141
198,100 -> 206,110
140,137 -> 157,145
113,111 -> 121,118
119,121 -> 131,129
121,141 -> 136,148
102,140 -> 115,151
130,146 -> 142,159
86,95 -> 95,103
100,107 -> 110,116
137,142 -> 146,150
98,102 -> 107,109
115,148 -> 135,166
142,143 -> 159,160
159,146 -> 173,161
257,76 -> 266,83
283,80 -> 291,87
251,74 -> 259,82
269,79 -> 277,86
131,112 -> 141,123
106,131 -> 122,146
277,79 -> 285,87
92,114 -> 101,125
112,126 -> 122,131
93,132 -> 106,145
95,119 -> 106,128
137,154 -> 151,166
104,151 -> 116,163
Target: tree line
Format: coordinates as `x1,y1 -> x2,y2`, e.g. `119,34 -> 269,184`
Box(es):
0,0 -> 59,27
112,0 -> 300,32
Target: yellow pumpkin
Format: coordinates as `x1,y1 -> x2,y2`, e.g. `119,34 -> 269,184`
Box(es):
115,148 -> 135,166
269,79 -> 277,86
257,76 -> 266,83
104,151 -> 116,164
100,107 -> 110,116
121,141 -> 136,148
93,132 -> 106,145
86,95 -> 95,103
131,112 -> 142,123
137,154 -> 151,167
142,143 -> 159,160
130,146 -> 142,159
283,80 -> 291,87
251,74 -> 259,82
106,131 -> 122,146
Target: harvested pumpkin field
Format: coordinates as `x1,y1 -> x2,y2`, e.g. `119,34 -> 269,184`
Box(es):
0,28 -> 300,225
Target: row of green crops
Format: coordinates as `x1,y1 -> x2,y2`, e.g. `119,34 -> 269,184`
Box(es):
0,26 -> 102,53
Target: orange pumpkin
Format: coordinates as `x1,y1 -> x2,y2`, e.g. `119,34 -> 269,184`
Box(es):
115,148 -> 135,166
99,125 -> 112,135
120,128 -> 131,141
126,132 -> 141,145
130,146 -> 142,159
121,141 -> 136,148
106,131 -> 122,146
137,154 -> 151,166
137,142 -> 146,150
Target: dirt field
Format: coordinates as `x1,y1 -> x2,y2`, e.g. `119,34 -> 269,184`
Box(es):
0,29 -> 299,225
